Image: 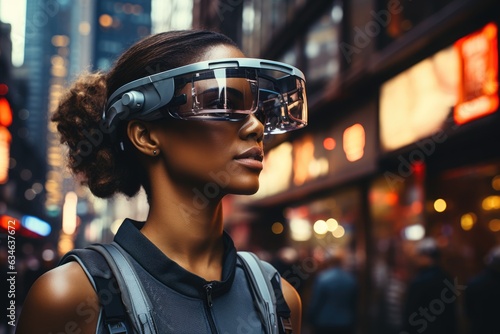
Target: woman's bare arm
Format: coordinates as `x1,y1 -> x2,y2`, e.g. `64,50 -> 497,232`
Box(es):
16,261 -> 100,334
281,278 -> 302,334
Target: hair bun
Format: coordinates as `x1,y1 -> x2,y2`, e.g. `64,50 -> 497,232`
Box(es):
52,71 -> 142,198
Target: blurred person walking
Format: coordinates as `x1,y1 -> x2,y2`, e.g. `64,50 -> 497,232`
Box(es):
307,248 -> 357,334
465,245 -> 500,334
401,238 -> 458,334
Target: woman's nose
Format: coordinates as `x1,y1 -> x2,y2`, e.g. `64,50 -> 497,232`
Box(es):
239,113 -> 264,142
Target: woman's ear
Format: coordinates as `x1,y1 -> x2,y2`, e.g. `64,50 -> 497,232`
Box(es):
126,120 -> 159,156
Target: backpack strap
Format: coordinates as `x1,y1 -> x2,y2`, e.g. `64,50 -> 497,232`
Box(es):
238,251 -> 293,334
60,247 -> 131,333
88,242 -> 158,334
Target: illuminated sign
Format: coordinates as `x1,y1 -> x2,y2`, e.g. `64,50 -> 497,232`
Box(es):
0,215 -> 19,231
343,123 -> 365,162
454,23 -> 499,124
0,97 -> 13,127
22,215 -> 52,237
0,97 -> 13,184
0,215 -> 50,238
0,126 -> 11,184
380,46 -> 458,152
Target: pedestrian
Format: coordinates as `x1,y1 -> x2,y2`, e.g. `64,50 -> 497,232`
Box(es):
16,29 -> 307,333
465,244 -> 500,334
307,248 -> 357,334
401,238 -> 457,334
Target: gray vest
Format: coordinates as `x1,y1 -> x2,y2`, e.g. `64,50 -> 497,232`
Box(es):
63,219 -> 282,333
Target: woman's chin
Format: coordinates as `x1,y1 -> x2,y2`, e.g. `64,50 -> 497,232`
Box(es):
230,183 -> 260,196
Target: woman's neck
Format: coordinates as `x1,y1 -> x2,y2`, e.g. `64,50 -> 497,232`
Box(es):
140,187 -> 225,281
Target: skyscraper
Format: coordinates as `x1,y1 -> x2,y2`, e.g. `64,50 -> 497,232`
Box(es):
21,0 -> 152,230
93,1 -> 151,70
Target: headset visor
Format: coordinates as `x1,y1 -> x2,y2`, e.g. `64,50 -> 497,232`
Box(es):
170,68 -> 259,119
104,58 -> 308,135
169,67 -> 307,134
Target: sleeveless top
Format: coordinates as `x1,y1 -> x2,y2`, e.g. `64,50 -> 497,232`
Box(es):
70,219 -> 276,333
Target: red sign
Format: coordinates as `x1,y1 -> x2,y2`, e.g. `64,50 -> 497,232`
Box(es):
0,97 -> 13,127
454,23 -> 499,125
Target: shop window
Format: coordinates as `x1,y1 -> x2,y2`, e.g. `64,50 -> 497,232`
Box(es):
241,0 -> 305,57
368,164 -> 426,332
284,187 -> 362,267
304,1 -> 342,85
427,162 -> 500,282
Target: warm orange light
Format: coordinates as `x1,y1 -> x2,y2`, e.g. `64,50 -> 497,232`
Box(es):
454,22 -> 498,125
0,127 -> 11,184
434,198 -> 447,212
323,137 -> 336,150
482,195 -> 500,210
51,35 -> 69,47
62,192 -> 78,235
99,14 -> 113,27
385,192 -> 399,206
272,222 -> 284,234
293,135 -> 315,186
492,175 -> 500,191
461,213 -> 476,231
0,98 -> 13,127
343,123 -> 365,162
411,201 -> 423,214
489,219 -> 500,232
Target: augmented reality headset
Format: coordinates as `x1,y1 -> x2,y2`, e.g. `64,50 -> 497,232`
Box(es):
102,58 -> 308,139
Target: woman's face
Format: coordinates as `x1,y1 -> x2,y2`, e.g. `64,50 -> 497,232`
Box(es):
151,45 -> 265,197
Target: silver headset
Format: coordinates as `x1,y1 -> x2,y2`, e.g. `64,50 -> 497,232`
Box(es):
103,57 -> 308,138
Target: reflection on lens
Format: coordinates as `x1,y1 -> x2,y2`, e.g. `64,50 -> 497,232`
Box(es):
257,75 -> 307,134
166,64 -> 307,134
172,68 -> 259,119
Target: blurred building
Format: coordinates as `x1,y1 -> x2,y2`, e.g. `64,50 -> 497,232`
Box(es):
194,0 -> 500,333
92,0 -> 152,70
0,19 -> 48,238
12,0 -> 151,253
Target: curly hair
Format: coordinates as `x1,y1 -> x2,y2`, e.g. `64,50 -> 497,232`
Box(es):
52,30 -> 239,198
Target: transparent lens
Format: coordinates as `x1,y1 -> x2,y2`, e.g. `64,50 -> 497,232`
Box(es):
171,68 -> 259,119
258,72 -> 308,134
167,66 -> 307,134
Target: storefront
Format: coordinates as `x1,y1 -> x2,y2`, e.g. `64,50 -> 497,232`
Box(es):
368,21 -> 499,333
225,17 -> 499,334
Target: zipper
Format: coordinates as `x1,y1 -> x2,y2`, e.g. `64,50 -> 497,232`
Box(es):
205,282 -> 214,307
203,282 -> 218,334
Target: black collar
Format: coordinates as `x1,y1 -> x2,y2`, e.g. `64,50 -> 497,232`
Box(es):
114,219 -> 237,299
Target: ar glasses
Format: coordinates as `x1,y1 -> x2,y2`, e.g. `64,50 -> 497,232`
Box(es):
103,58 -> 308,137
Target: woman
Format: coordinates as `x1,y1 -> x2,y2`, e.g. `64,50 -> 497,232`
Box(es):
16,30 -> 306,333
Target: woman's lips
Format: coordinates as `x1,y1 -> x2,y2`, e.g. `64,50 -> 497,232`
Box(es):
234,147 -> 264,170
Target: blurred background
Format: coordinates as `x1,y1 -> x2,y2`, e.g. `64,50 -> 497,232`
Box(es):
1,0 -> 499,333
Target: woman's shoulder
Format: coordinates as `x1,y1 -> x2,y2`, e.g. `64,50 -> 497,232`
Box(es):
16,261 -> 100,333
280,277 -> 302,333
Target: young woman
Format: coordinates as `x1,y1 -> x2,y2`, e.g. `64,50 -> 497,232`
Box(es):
16,30 -> 307,333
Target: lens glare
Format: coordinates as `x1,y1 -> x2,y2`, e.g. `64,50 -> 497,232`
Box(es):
167,66 -> 307,134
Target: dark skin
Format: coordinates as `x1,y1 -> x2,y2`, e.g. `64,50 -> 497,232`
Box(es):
16,45 -> 302,334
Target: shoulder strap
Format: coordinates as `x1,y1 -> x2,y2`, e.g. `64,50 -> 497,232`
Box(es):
88,242 -> 158,334
238,251 -> 293,334
60,247 -> 131,334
